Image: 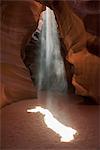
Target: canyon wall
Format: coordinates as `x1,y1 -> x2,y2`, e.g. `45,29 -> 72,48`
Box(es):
0,0 -> 100,107
0,1 -> 43,107
52,1 -> 100,103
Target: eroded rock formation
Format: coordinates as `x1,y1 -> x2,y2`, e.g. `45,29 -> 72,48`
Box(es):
0,0 -> 100,107
0,1 -> 44,107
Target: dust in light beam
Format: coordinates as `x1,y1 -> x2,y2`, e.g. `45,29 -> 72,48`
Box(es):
27,106 -> 77,142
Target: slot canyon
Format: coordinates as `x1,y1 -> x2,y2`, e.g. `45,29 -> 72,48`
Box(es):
0,0 -> 100,150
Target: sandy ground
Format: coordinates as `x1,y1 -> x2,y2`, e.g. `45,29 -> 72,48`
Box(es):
1,91 -> 100,150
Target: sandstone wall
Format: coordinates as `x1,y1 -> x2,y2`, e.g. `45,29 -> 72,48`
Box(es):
0,1 -> 43,107
0,0 -> 100,107
52,1 -> 100,103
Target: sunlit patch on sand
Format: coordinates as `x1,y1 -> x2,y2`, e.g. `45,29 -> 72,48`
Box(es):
27,106 -> 77,142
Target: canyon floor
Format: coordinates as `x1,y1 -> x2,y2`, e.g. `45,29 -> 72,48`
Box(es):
1,91 -> 100,150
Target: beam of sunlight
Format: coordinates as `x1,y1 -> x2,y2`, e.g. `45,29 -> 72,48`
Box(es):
27,106 -> 77,142
38,7 -> 67,93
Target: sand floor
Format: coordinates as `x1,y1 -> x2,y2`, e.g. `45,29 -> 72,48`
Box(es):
1,91 -> 100,150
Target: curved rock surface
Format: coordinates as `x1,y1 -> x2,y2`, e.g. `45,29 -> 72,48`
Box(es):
0,1 -> 43,107
0,0 -> 100,107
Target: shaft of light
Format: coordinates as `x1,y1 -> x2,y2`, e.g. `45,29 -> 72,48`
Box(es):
38,7 -> 67,92
27,106 -> 77,142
